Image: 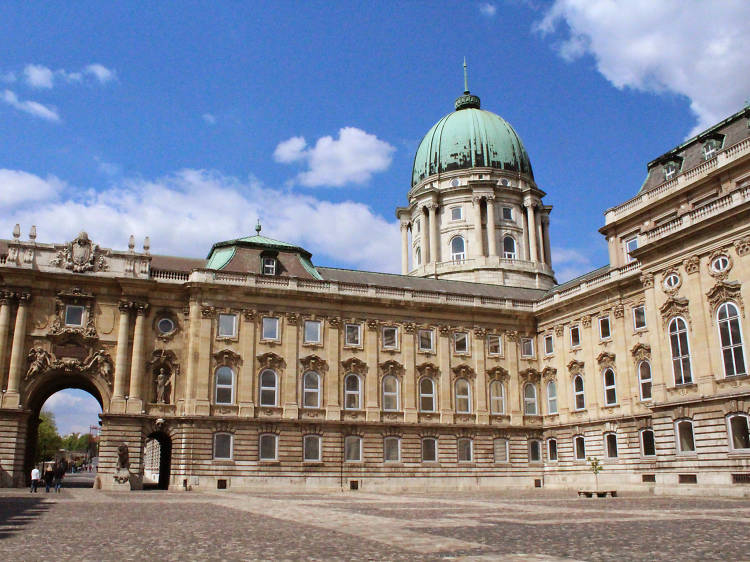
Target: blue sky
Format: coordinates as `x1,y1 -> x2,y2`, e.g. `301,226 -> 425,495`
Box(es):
2,1 -> 748,433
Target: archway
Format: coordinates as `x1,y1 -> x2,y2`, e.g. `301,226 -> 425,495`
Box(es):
23,371 -> 106,487
143,431 -> 172,490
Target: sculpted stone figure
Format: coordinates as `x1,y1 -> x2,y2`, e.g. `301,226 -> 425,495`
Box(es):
156,367 -> 171,404
25,347 -> 52,380
117,443 -> 130,470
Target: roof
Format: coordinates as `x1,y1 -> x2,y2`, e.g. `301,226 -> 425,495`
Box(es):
542,264 -> 611,297
411,92 -> 533,187
205,233 -> 310,259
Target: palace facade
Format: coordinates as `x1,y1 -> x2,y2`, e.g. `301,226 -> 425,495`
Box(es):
1,87 -> 749,495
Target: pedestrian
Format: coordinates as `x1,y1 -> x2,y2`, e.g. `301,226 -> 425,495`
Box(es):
30,466 -> 40,492
44,463 -> 54,493
53,462 -> 65,493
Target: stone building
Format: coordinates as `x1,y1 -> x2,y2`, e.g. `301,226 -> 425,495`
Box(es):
1,84 -> 749,495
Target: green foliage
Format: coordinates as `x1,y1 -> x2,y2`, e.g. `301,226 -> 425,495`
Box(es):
36,410 -> 62,463
61,432 -> 93,452
587,456 -> 603,475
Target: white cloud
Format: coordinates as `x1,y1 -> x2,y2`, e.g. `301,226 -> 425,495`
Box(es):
1,71 -> 16,83
479,2 -> 497,17
536,0 -> 750,134
274,127 -> 395,187
0,169 -> 65,206
24,64 -> 54,89
43,389 -> 101,436
1,90 -> 60,122
85,63 -> 116,84
1,168 -> 401,273
94,157 -> 122,177
552,246 -> 596,283
202,113 -> 216,125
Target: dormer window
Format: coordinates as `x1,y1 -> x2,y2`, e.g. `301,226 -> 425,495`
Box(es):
702,137 -> 722,160
262,257 -> 277,275
664,161 -> 680,181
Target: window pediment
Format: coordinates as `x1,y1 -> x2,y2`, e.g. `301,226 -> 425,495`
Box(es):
567,360 -> 585,376
659,296 -> 690,327
300,354 -> 328,373
257,351 -> 285,371
341,357 -> 368,376
706,281 -> 743,319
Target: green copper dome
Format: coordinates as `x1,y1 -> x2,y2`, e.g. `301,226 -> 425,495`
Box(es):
411,92 -> 533,187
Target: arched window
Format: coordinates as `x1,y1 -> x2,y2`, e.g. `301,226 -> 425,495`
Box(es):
727,414 -> 750,451
503,236 -> 516,259
489,380 -> 505,414
419,378 -> 436,412
604,432 -> 618,458
451,236 -> 465,262
382,375 -> 400,411
574,435 -> 586,460
603,369 -> 617,406
303,371 -> 321,408
546,381 -> 558,414
573,375 -> 585,410
675,419 -> 695,453
523,383 -> 537,415
344,374 -> 361,410
640,428 -> 656,457
547,438 -> 558,462
259,369 -> 278,407
669,317 -> 692,385
455,378 -> 471,413
415,247 -> 421,266
528,439 -> 542,462
718,302 -> 747,377
639,361 -> 652,401
214,366 -> 234,404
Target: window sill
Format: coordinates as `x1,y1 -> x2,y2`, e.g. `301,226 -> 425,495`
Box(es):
259,338 -> 281,345
601,403 -> 620,409
717,374 -> 750,385
520,355 -> 535,360
452,352 -> 471,357
343,344 -> 363,350
302,342 -> 323,348
381,347 -> 400,353
216,336 -> 239,342
417,349 -> 436,355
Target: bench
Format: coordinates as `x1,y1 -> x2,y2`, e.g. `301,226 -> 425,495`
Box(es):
578,490 -> 617,498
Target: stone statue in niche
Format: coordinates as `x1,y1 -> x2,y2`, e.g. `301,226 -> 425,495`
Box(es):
155,367 -> 171,404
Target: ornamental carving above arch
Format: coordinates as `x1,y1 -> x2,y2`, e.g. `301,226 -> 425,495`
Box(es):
300,354 -> 328,373
257,351 -> 285,371
519,367 -> 541,384
541,366 -> 557,382
487,365 -> 509,382
213,348 -> 242,369
451,363 -> 476,381
341,357 -> 367,376
567,360 -> 585,377
597,351 -> 616,369
631,343 -> 651,363
416,362 -> 439,377
659,296 -> 691,327
24,345 -> 114,390
379,359 -> 404,380
706,280 -> 744,319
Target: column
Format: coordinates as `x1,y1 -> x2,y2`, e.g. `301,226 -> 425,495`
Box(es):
472,196 -> 483,258
474,328 -> 489,424
238,310 -> 256,416
535,206 -> 545,264
126,302 -> 149,413
542,215 -> 552,265
400,222 -> 410,274
522,209 -> 531,260
420,208 -> 429,266
525,202 -> 538,263
111,301 -> 131,413
486,196 -> 497,258
428,203 -> 439,264
5,292 -> 30,408
184,300 -> 201,412
0,293 -> 12,393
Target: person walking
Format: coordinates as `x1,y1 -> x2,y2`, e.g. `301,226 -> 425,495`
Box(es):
30,466 -> 40,492
43,463 -> 54,493
53,462 -> 65,493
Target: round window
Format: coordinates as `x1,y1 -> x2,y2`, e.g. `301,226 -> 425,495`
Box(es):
711,255 -> 729,272
157,317 -> 175,335
500,178 -> 510,186
450,178 -> 459,187
664,273 -> 680,289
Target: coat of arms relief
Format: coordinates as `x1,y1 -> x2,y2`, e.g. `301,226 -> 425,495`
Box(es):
51,232 -> 108,273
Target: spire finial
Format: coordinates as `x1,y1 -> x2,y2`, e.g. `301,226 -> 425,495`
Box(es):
463,57 -> 469,94
255,218 -> 262,234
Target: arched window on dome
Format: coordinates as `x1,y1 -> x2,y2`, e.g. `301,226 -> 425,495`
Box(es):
503,236 -> 516,260
451,236 -> 465,263
415,247 -> 421,266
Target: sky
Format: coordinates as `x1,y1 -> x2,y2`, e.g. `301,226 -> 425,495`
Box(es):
2,1 -> 749,434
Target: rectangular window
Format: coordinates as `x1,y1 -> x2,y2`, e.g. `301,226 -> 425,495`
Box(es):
344,323 -> 361,346
599,316 -> 611,340
384,437 -> 400,462
261,316 -> 279,341
303,320 -> 321,344
454,332 -> 469,354
502,207 -> 513,220
450,206 -> 463,221
487,334 -> 502,356
544,334 -> 554,355
303,435 -> 321,462
641,429 -> 656,457
422,438 -> 437,462
418,329 -> 434,352
528,440 -> 542,463
64,305 -> 85,327
213,433 -> 232,460
575,436 -> 586,460
345,435 -> 362,462
547,439 -> 558,462
633,305 -> 647,330
521,337 -> 534,358
259,434 -> 278,461
218,313 -> 237,338
605,433 -> 618,458
570,325 -> 581,348
676,420 -> 696,453
494,438 -> 508,463
457,438 -> 473,462
262,257 -> 276,275
625,237 -> 638,263
382,326 -> 398,349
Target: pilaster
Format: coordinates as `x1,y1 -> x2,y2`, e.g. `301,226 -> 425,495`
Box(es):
282,313 -> 299,419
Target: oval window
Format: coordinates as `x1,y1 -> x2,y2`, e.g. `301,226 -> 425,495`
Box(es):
711,255 -> 729,273
157,317 -> 175,335
664,273 -> 680,289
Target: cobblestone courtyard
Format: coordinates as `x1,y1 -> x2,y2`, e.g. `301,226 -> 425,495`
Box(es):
1,483 -> 749,561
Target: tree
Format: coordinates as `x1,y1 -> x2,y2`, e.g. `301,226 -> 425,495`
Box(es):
587,456 -> 603,491
36,410 -> 62,463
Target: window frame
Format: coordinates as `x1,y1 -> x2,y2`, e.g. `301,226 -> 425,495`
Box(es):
717,302 -> 747,378
570,325 -> 581,348
344,435 -> 362,462
454,378 -> 472,414
422,437 -> 438,462
520,337 -> 534,358
639,360 -> 653,401
487,334 -> 502,357
450,236 -> 466,263
418,377 -> 436,412
303,434 -> 322,462
546,380 -> 558,415
640,428 -> 656,458
303,320 -> 322,345
669,317 -> 693,385
343,373 -> 362,410
604,432 -> 618,459
213,432 -> 233,460
450,206 -> 463,221
494,437 -> 509,463
453,331 -> 470,355
502,236 -> 516,259
261,316 -> 280,342
528,439 -> 542,463
547,438 -> 558,462
573,375 -> 585,411
675,419 -> 696,455
624,236 -> 638,263
489,380 -> 505,415
64,304 -> 85,327
523,383 -> 538,416
381,375 -> 400,412
457,438 -> 473,462
544,334 -> 554,356
633,304 -> 647,331
727,413 -> 750,452
259,369 -> 278,407
381,325 -> 399,350
217,313 -> 238,339
383,436 -> 401,462
302,371 -> 321,409
214,365 -> 235,405
344,323 -> 362,347
418,329 -> 434,352
259,433 -> 279,462
599,316 -> 611,341
501,206 -> 513,221
574,435 -> 586,461
603,368 -> 617,406
261,256 -> 277,276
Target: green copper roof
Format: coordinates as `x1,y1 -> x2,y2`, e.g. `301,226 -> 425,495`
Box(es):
205,246 -> 236,270
205,234 -> 308,261
411,97 -> 533,187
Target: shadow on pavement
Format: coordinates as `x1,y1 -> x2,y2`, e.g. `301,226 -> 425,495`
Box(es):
0,497 -> 52,540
